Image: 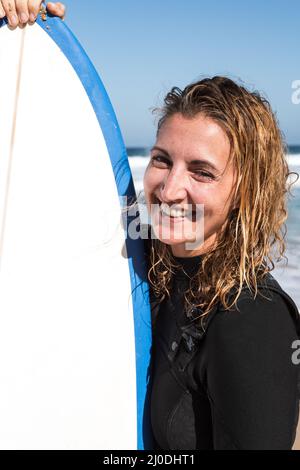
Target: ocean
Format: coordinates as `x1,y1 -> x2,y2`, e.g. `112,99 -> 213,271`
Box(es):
127,145 -> 300,309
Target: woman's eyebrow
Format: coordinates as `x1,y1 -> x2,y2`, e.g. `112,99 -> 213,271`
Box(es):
150,145 -> 169,155
151,146 -> 219,172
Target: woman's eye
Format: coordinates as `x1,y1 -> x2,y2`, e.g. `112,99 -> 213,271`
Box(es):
150,157 -> 215,180
193,170 -> 215,181
151,156 -> 170,168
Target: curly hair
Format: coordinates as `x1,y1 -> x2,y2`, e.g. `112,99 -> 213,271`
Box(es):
147,75 -> 299,324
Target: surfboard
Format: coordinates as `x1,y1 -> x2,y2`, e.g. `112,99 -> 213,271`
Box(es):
0,11 -> 152,450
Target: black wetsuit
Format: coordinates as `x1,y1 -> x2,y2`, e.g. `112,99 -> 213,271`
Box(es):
149,255 -> 300,450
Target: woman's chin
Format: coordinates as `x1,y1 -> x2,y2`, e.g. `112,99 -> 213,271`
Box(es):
157,236 -> 189,246
151,224 -> 198,246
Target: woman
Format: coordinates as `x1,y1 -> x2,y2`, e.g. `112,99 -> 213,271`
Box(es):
4,0 -> 300,450
144,79 -> 300,450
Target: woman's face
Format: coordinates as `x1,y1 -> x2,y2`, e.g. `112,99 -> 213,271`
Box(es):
143,113 -> 237,257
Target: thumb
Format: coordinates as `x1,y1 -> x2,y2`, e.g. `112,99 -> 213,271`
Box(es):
46,2 -> 66,20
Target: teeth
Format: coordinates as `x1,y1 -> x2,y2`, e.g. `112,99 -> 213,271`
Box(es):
160,202 -> 187,218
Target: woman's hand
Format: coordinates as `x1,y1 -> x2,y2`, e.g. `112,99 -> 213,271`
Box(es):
0,1 -> 66,28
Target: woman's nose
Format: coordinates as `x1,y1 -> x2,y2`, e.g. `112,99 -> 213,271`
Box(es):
160,171 -> 187,203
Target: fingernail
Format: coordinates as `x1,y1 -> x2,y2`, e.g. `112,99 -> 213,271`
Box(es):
20,13 -> 29,23
29,13 -> 36,22
9,14 -> 18,26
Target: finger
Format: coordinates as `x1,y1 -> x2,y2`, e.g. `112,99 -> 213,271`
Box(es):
27,0 -> 42,23
1,0 -> 19,27
15,0 -> 29,24
46,2 -> 66,19
0,4 -> 6,18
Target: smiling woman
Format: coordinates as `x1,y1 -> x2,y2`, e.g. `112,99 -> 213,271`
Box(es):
143,76 -> 300,450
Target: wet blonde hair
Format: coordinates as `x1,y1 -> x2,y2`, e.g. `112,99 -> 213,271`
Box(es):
147,75 -> 298,323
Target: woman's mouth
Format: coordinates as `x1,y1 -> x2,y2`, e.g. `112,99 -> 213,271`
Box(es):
152,199 -> 197,222
160,202 -> 189,219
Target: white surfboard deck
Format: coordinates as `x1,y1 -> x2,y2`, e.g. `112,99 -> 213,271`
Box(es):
0,15 -> 152,450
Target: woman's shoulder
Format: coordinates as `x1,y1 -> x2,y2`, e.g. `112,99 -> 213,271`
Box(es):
200,274 -> 300,404
207,273 -> 300,345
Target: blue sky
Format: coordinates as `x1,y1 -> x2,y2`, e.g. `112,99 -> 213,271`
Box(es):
62,0 -> 300,146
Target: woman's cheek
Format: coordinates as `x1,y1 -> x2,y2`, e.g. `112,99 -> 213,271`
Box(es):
143,167 -> 150,191
144,167 -> 158,194
143,169 -> 153,211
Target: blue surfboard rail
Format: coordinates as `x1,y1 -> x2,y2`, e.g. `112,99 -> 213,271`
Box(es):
0,12 -> 153,450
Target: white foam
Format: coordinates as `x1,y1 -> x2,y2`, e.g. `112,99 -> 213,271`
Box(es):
128,156 -> 150,169
286,154 -> 300,166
